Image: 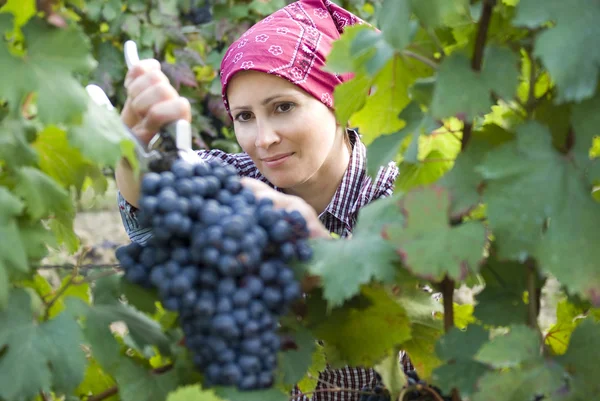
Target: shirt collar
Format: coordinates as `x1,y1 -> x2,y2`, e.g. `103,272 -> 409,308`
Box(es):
319,129 -> 366,225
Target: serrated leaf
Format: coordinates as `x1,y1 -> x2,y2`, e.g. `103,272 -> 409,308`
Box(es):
471,361 -> 566,401
296,344 -> 327,393
0,186 -> 24,222
13,166 -> 72,220
75,359 -> 118,401
309,286 -> 411,366
33,125 -> 107,195
0,290 -> 87,401
69,99 -> 138,170
325,24 -> 371,75
167,385 -> 223,401
350,29 -> 395,77
431,47 -> 519,120
333,73 -> 372,126
19,220 -> 55,262
399,323 -> 442,379
0,15 -> 96,124
374,348 -> 407,401
409,0 -> 471,28
478,121 -> 600,303
0,0 -> 36,27
544,299 -> 586,355
0,117 -> 38,167
473,254 -> 528,327
350,56 -> 424,141
385,186 -> 488,281
439,125 -> 513,218
121,279 -> 159,315
571,90 -> 600,179
0,260 -> 8,309
557,319 -> 600,396
513,0 -> 600,103
475,325 -> 541,368
436,325 -> 489,362
0,218 -> 28,273
432,360 -> 489,398
278,327 -> 316,385
378,0 -> 410,51
308,194 -> 403,306
115,361 -> 179,401
214,386 -> 288,401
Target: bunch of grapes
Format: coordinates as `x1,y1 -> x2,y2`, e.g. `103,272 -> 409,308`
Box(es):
404,370 -> 451,401
116,159 -> 312,390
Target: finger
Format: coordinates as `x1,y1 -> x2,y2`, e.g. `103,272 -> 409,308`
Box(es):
139,97 -> 192,140
131,82 -> 180,120
124,59 -> 162,88
127,68 -> 170,100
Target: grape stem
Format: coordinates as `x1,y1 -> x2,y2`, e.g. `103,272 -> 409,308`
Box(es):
402,50 -> 438,70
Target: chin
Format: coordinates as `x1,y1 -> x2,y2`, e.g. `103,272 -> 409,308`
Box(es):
263,171 -> 304,190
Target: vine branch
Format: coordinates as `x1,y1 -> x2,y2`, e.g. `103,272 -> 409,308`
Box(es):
402,50 -> 438,70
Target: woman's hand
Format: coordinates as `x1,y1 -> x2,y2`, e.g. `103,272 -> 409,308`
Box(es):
121,59 -> 192,145
240,177 -> 331,239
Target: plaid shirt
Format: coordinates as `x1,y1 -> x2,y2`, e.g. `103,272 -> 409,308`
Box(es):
117,130 -> 411,401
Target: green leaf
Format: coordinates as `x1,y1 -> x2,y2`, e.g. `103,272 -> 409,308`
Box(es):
374,348 -> 407,401
0,261 -> 8,310
0,15 -> 96,124
432,360 -> 489,398
350,29 -> 395,77
75,359 -> 118,401
69,99 -> 138,170
214,386 -> 288,401
409,0 -> 471,28
167,385 -> 223,401
14,166 -> 72,220
0,186 -> 24,222
325,24 -> 371,75
431,47 -> 519,120
545,299 -> 586,355
475,325 -> 541,368
309,286 -> 412,366
436,325 -> 488,362
308,194 -> 403,307
0,290 -> 87,400
19,220 -> 55,262
0,117 -> 38,167
384,186 -> 488,281
333,73 -> 372,126
399,323 -> 442,379
470,361 -> 566,401
295,343 -> 327,393
0,0 -> 36,27
378,0 -> 411,51
478,121 -> 600,303
557,319 -> 600,396
571,90 -> 600,177
0,218 -> 28,273
513,0 -> 600,103
115,361 -> 179,401
277,327 -> 316,385
350,56 -> 423,141
473,255 -> 528,327
33,125 -> 107,195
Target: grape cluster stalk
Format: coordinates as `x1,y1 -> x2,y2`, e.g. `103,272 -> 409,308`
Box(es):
116,159 -> 312,390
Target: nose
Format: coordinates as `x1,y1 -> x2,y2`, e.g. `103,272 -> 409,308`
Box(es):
254,119 -> 280,149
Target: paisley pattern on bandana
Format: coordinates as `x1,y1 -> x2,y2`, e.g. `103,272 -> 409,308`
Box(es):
219,0 -> 366,118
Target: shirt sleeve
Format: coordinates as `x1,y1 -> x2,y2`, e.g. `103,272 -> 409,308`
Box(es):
372,161 -> 399,200
116,149 -> 258,244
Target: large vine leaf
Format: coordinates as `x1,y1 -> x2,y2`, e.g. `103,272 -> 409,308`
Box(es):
557,319 -> 600,397
408,0 -> 471,28
544,299 -> 587,355
0,15 -> 96,124
307,286 -> 412,366
474,325 -> 541,368
432,325 -> 490,397
308,193 -> 403,307
478,121 -> 600,304
166,385 -> 223,401
430,46 -> 519,120
277,327 -> 316,386
13,166 -> 73,221
69,99 -> 138,170
473,253 -> 528,327
513,0 -> 600,103
384,186 -> 488,282
0,117 -> 38,168
0,290 -> 87,401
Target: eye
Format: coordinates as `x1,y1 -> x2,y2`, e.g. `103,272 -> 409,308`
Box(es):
235,111 -> 254,122
275,102 -> 295,113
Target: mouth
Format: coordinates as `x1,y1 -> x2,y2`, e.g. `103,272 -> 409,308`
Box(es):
261,152 -> 294,167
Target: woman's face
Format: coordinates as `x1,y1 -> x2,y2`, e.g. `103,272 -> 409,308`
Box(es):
226,71 -> 342,190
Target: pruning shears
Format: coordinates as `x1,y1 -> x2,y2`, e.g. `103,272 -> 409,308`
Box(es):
85,40 -> 202,172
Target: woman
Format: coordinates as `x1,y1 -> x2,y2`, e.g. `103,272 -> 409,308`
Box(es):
116,0 -> 406,399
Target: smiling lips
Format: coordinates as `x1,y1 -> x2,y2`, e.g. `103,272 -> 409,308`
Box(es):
261,152 -> 294,168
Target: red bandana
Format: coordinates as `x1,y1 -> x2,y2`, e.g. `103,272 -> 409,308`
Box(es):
219,0 -> 365,118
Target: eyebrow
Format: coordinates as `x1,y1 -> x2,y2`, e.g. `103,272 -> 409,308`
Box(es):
230,94 -> 295,112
